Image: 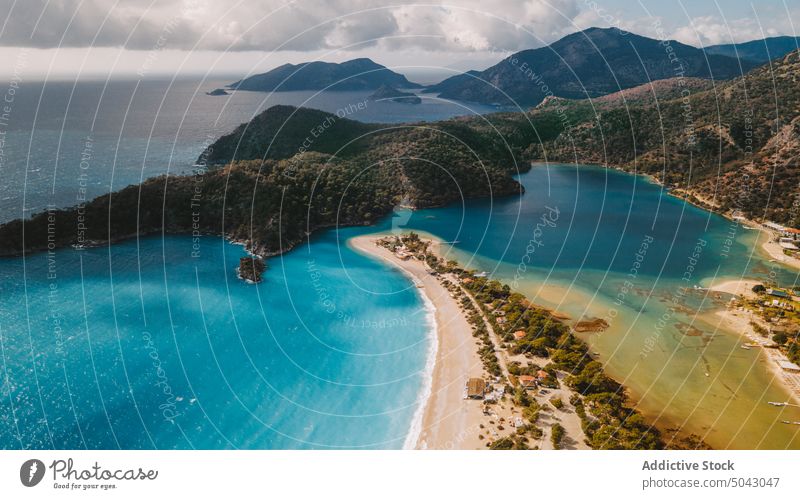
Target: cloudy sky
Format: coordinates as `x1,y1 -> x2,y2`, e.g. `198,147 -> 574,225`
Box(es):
0,0 -> 797,78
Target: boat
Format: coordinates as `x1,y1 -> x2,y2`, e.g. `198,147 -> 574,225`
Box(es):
740,345 -> 751,350
768,401 -> 788,406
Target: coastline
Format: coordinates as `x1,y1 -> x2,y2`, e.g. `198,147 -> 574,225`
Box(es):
349,235 -> 487,450
402,285 -> 438,449
758,231 -> 800,271
704,276 -> 800,406
534,161 -> 800,273
707,305 -> 800,407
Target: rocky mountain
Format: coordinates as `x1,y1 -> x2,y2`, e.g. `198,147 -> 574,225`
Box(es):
424,27 -> 757,106
230,58 -> 421,91
705,36 -> 800,64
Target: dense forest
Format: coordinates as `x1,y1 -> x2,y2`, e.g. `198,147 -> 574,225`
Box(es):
525,50 -> 800,225
0,106 -> 525,257
1,49 -> 798,257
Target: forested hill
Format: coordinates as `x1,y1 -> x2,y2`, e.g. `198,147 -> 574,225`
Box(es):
229,58 -> 421,92
2,48 -> 798,258
0,106 -> 531,258
524,49 -> 800,226
424,27 -> 755,106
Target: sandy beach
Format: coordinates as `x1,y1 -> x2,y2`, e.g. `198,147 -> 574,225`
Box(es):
710,306 -> 800,406
349,236 -> 487,449
761,236 -> 800,271
706,275 -> 800,405
350,235 -> 591,450
708,278 -> 763,300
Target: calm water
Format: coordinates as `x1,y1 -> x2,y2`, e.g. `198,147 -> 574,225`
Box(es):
2,76 -> 800,449
0,78 -> 498,223
0,226 -> 434,449
398,164 -> 800,449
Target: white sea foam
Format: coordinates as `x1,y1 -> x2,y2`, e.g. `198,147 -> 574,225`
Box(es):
402,286 -> 438,450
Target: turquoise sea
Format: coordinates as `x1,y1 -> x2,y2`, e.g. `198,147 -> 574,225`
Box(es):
2,78 -> 800,449
3,164 -> 799,449
0,226 -> 434,449
399,164 -> 800,449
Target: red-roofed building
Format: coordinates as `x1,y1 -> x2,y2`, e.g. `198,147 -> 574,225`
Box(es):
518,375 -> 537,389
513,330 -> 526,340
785,227 -> 800,239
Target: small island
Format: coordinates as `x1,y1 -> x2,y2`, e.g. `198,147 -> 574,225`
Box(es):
368,84 -> 421,104
238,256 -> 266,283
206,88 -> 230,96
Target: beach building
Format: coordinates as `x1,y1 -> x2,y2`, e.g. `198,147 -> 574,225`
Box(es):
466,378 -> 487,399
777,361 -> 800,373
779,238 -> 799,250
767,289 -> 790,299
518,375 -> 537,389
763,221 -> 786,233
785,227 -> 800,240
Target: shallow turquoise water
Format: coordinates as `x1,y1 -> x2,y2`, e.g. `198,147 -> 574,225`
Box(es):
0,226 -> 431,449
398,163 -> 800,449
3,163 -> 799,449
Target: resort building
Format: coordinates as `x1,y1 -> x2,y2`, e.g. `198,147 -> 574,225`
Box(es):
763,221 -> 786,233
766,289 -> 790,299
466,378 -> 487,399
517,375 -> 537,389
777,361 -> 800,373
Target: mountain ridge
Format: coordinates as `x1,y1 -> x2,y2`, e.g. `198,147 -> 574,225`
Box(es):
425,27 -> 758,106
705,36 -> 800,64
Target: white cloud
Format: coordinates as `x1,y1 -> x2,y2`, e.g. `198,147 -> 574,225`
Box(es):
0,0 -> 583,52
670,15 -> 786,47
0,0 -> 795,55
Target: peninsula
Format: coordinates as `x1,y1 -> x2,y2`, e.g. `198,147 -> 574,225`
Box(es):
3,47 -> 799,259
353,233 -> 669,449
